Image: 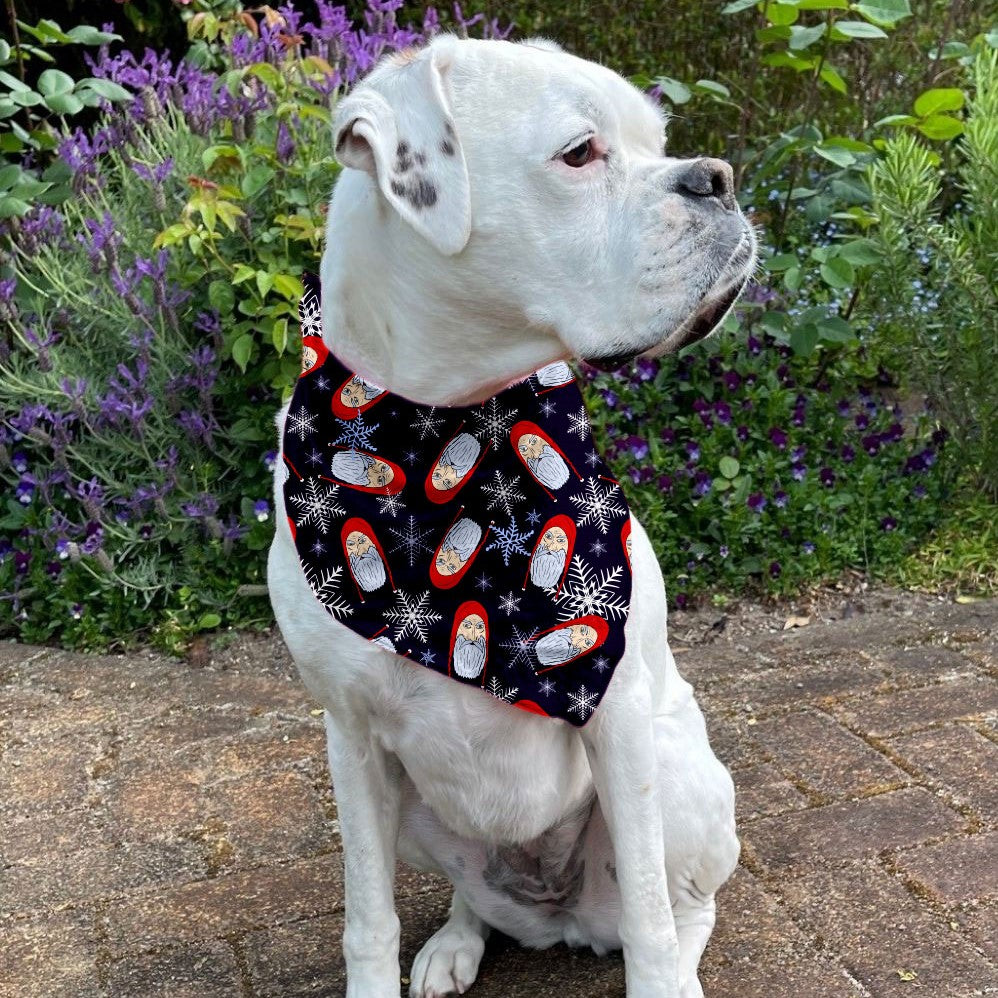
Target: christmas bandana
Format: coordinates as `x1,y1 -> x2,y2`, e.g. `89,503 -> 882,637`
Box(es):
281,273 -> 633,725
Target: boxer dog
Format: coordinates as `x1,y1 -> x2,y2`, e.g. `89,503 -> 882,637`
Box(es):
268,34 -> 756,998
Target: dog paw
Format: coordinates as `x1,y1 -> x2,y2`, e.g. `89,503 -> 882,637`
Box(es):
409,924 -> 486,998
679,975 -> 704,998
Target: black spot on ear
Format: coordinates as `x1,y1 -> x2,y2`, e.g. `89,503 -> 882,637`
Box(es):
397,140 -> 410,156
410,177 -> 438,208
441,139 -> 455,156
444,120 -> 455,138
415,151 -> 427,167
390,178 -> 406,197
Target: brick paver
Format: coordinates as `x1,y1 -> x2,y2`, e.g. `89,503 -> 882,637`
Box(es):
1,590 -> 995,997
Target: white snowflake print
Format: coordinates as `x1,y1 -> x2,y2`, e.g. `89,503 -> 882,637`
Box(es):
304,446 -> 324,467
498,623 -> 537,670
567,406 -> 591,439
410,407 -> 445,440
310,539 -> 326,557
584,449 -> 600,467
567,685 -> 598,720
498,591 -> 522,616
538,677 -> 557,697
486,516 -> 532,566
568,476 -> 627,535
592,656 -> 611,674
314,375 -> 331,392
539,398 -> 557,419
548,554 -> 629,622
420,648 -> 436,666
474,572 -> 493,592
286,405 -> 318,443
525,509 -> 542,527
482,470 -> 526,517
386,589 -> 443,643
299,289 -> 322,339
403,448 -> 421,465
472,397 -> 516,447
486,675 -> 519,703
388,515 -> 435,568
302,564 -> 353,619
376,490 -> 405,519
288,478 -> 346,534
333,416 -> 378,451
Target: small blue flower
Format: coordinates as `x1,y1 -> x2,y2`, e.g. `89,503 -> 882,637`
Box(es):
253,499 -> 270,522
263,450 -> 277,471
11,451 -> 28,473
802,541 -> 815,554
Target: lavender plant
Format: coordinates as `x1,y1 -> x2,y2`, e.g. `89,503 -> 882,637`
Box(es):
0,1 -> 509,649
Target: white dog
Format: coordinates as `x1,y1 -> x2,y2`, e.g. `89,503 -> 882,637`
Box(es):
268,34 -> 756,998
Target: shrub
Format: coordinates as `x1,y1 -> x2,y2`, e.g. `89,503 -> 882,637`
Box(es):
866,49 -> 998,497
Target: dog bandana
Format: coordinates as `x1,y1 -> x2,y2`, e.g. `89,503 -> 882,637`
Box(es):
281,274 -> 633,725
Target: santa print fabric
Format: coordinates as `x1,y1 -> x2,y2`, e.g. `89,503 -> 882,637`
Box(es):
281,273 -> 633,725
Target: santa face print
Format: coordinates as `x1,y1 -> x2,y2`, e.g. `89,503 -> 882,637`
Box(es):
535,361 -> 573,389
345,530 -> 373,558
513,427 -> 572,492
535,623 -> 597,668
434,517 -> 483,579
345,529 -> 388,592
340,376 -> 383,409
451,606 -> 488,680
570,623 -> 597,653
529,525 -> 570,589
330,451 -> 394,488
431,432 -> 481,492
301,344 -> 318,374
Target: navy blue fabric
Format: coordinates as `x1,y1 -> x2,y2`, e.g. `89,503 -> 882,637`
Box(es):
281,273 -> 633,725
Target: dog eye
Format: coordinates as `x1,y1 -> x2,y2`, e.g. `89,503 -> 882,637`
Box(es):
562,139 -> 596,168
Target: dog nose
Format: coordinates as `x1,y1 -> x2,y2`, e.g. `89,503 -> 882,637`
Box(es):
677,158 -> 736,211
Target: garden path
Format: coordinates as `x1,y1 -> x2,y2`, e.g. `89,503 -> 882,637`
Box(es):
1,587 -> 996,997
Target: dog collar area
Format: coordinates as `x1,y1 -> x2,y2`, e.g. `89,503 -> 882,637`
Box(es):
281,273 -> 634,725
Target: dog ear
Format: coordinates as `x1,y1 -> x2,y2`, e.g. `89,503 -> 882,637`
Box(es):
333,39 -> 471,257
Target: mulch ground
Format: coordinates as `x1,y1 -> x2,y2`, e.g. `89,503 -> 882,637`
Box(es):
1,586 -> 995,997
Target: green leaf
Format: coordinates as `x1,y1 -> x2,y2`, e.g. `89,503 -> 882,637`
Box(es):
65,25 -> 122,45
789,23 -> 827,49
272,318 -> 288,355
241,164 -> 275,198
819,64 -> 848,93
762,51 -> 818,71
197,612 -> 222,631
44,92 -> 84,115
837,238 -> 882,264
767,3 -> 800,25
814,142 -> 856,167
816,315 -> 855,341
719,456 -> 741,479
0,163 -> 21,188
784,266 -> 802,292
820,255 -> 855,287
231,333 -> 254,373
0,69 -> 30,93
653,75 -> 691,104
797,0 -> 848,8
790,322 -> 819,355
0,195 -> 31,217
37,69 -> 74,96
875,113 -> 917,127
272,273 -> 303,301
721,0 -> 759,12
232,263 -> 256,285
764,252 -> 798,271
256,270 -> 275,298
760,311 -> 789,334
77,78 -> 132,102
18,18 -> 73,43
912,87 -> 964,116
208,279 -> 236,315
692,79 -> 731,98
850,0 -> 911,25
833,19 -> 887,38
916,114 -> 963,140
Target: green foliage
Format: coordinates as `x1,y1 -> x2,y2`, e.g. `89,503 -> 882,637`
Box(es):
866,48 -> 998,497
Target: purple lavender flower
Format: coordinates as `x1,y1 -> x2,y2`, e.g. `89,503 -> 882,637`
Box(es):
747,492 -> 767,513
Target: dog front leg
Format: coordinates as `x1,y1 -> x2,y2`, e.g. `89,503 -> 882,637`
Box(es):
581,677 -> 679,998
324,710 -> 404,998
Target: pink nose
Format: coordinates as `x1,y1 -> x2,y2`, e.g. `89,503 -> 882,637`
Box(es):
676,158 -> 736,212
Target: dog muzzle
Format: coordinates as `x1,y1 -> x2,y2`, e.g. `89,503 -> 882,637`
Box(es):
281,274 -> 633,724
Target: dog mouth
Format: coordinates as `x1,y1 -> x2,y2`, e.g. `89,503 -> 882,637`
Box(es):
583,278 -> 748,372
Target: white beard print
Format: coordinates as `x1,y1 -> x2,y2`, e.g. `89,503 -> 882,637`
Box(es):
453,635 -> 486,678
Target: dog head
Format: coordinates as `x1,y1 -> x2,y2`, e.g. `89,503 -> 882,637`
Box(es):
332,34 -> 756,370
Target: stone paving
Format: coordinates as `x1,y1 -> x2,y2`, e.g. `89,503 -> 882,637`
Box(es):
1,589 -> 996,997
